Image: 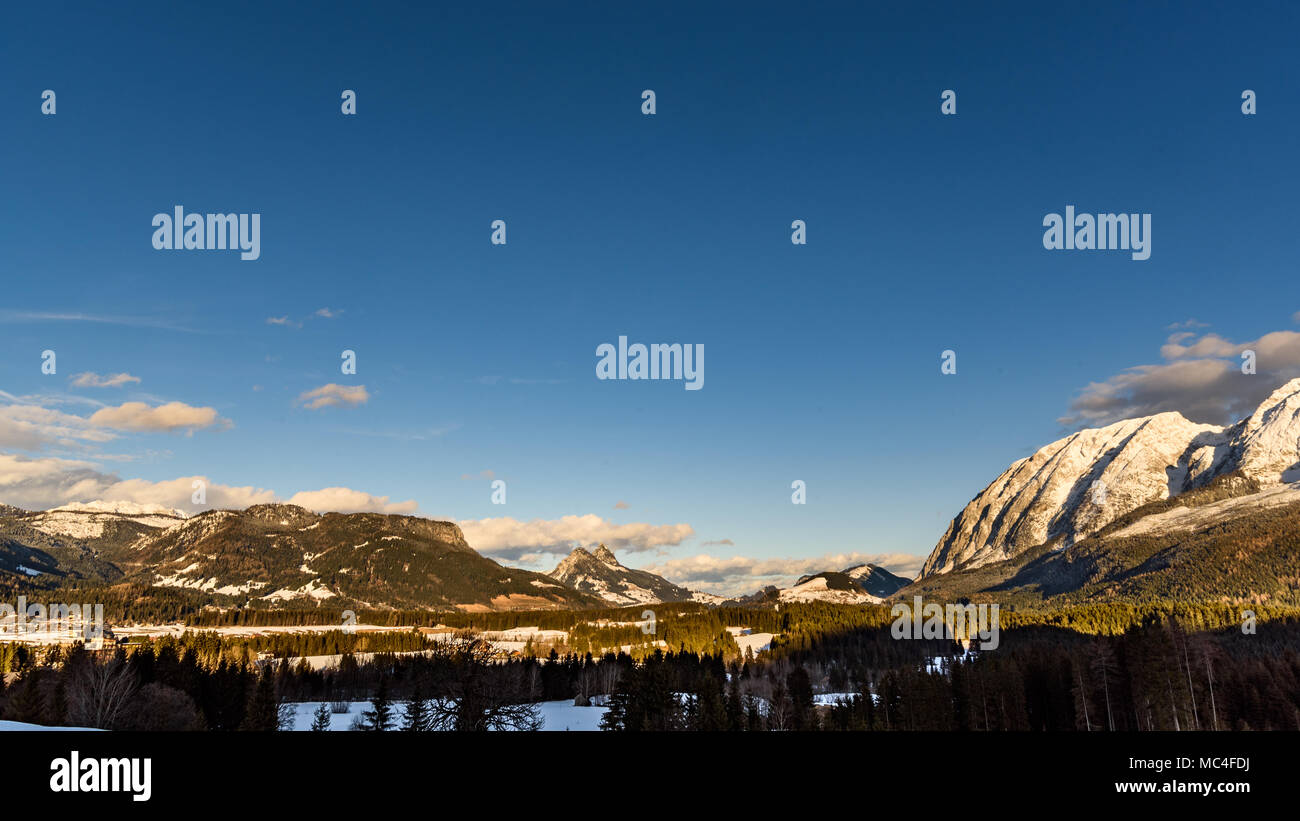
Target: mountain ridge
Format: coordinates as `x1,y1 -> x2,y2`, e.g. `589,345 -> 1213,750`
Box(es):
923,377 -> 1300,578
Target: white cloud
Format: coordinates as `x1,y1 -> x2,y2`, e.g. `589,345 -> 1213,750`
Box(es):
458,514 -> 694,561
297,384 -> 369,410
70,372 -> 141,389
287,487 -> 417,515
0,452 -> 414,516
267,308 -> 341,327
89,401 -> 229,433
643,552 -> 925,597
1062,328 -> 1300,427
0,404 -> 117,450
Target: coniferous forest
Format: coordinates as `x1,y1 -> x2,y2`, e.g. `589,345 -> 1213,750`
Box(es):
4,610 -> 1297,732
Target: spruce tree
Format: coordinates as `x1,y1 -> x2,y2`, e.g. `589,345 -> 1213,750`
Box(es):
310,703 -> 332,732
361,677 -> 393,731
3,675 -> 45,725
400,687 -> 429,731
240,667 -> 280,731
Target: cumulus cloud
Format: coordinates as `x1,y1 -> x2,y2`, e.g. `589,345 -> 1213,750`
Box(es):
0,453 -> 265,512
1061,328 -> 1300,427
0,452 -> 415,516
642,552 -> 925,597
297,384 -> 369,410
0,403 -> 117,450
89,401 -> 229,433
457,514 -> 694,561
287,487 -> 417,515
70,372 -> 141,389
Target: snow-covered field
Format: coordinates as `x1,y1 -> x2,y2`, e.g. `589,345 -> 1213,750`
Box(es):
729,630 -> 773,657
0,720 -> 99,731
284,699 -> 609,731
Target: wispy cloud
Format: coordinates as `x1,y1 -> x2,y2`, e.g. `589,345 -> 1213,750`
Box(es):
69,372 -> 141,389
296,383 -> 369,410
643,552 -> 924,597
458,514 -> 694,561
266,308 -> 342,329
0,311 -> 200,333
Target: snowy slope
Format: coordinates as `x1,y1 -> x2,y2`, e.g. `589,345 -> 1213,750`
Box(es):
923,376 -> 1300,577
22,500 -> 186,540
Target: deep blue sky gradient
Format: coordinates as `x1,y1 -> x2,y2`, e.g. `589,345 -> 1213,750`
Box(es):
1,1 -> 1297,584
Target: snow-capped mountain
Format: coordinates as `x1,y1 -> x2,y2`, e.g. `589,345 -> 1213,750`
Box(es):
844,563 -> 914,597
547,544 -> 696,606
922,377 -> 1300,577
0,502 -> 598,611
777,564 -> 911,604
23,500 -> 187,540
117,504 -> 596,610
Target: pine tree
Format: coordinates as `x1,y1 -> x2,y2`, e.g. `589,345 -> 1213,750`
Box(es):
3,675 -> 46,725
400,687 -> 429,731
361,677 -> 393,731
240,666 -> 280,731
310,703 -> 332,732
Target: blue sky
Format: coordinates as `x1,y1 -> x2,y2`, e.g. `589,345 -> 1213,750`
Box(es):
2,1 -> 1298,594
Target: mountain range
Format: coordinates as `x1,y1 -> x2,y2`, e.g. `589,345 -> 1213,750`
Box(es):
0,503 -> 599,612
7,379 -> 1300,613
0,500 -> 911,612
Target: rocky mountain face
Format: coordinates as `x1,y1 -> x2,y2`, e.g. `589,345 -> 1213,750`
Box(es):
902,479 -> 1300,609
548,544 -> 697,606
0,502 -> 597,611
923,377 -> 1300,577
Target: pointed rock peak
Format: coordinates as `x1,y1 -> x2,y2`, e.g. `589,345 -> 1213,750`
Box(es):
593,543 -> 620,565
1248,377 -> 1300,420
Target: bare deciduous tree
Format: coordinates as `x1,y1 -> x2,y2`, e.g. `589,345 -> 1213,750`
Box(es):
425,640 -> 541,731
67,656 -> 137,730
